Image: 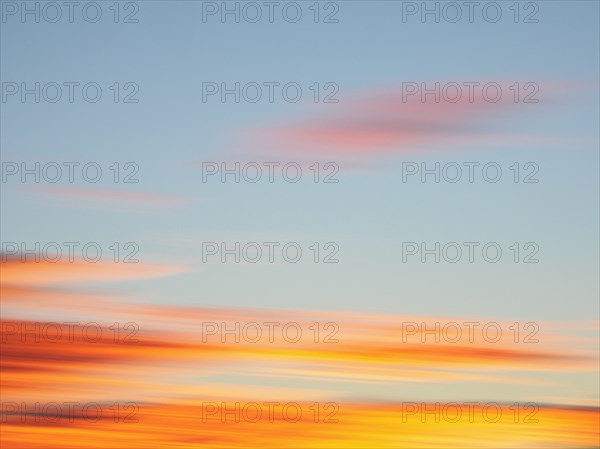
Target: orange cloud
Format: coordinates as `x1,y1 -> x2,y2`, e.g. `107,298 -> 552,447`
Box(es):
0,257 -> 189,288
0,400 -> 598,448
2,308 -> 596,407
2,250 -> 598,448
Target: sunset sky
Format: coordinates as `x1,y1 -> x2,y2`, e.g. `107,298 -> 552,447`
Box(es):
1,1 -> 599,447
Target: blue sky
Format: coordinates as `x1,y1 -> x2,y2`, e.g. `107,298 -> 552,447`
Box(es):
2,1 -> 598,322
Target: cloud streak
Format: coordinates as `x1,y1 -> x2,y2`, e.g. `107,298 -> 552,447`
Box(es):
238,83 -> 565,163
1,400 -> 598,449
25,185 -> 195,215
2,251 -> 598,448
1,257 -> 189,288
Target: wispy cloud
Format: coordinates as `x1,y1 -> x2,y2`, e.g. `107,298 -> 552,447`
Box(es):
0,257 -> 190,288
25,185 -> 195,215
236,83 -> 569,165
2,251 -> 598,448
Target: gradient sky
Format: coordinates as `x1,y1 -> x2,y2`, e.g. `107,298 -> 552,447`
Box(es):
1,1 -> 599,447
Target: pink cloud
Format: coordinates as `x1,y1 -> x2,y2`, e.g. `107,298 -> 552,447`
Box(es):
25,186 -> 195,214
239,83 -> 564,160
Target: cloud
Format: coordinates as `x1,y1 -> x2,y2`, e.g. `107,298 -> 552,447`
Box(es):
2,252 -> 598,448
237,83 -> 561,163
1,399 -> 598,448
25,185 -> 195,215
1,308 -> 596,404
0,257 -> 190,288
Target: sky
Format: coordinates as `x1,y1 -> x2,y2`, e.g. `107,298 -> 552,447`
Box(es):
1,1 -> 599,448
